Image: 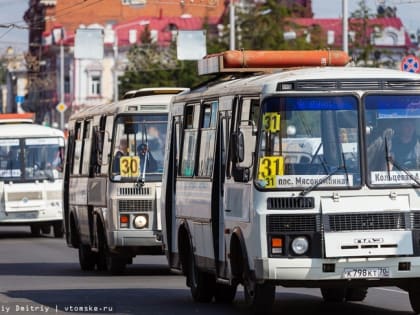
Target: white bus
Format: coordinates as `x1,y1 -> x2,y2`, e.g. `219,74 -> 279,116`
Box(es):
0,113 -> 65,237
64,88 -> 187,274
161,50 -> 420,313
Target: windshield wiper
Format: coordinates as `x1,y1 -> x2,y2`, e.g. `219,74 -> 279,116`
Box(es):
300,163 -> 345,196
384,136 -> 420,186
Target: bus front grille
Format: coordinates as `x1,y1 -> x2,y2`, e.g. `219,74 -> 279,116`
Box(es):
326,212 -> 407,232
118,199 -> 153,212
267,197 -> 314,210
412,212 -> 420,230
118,187 -> 151,196
267,214 -> 320,232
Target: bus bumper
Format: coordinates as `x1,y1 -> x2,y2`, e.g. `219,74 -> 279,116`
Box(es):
108,229 -> 163,248
254,257 -> 420,283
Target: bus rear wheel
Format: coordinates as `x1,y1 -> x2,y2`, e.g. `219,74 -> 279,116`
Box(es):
214,283 -> 237,304
78,245 -> 96,271
188,250 -> 214,302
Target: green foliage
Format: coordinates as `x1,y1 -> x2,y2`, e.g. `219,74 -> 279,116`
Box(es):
349,0 -> 382,66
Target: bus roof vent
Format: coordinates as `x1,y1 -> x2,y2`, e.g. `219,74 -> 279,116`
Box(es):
385,80 -> 420,89
139,104 -> 168,111
123,87 -> 188,99
198,50 -> 350,75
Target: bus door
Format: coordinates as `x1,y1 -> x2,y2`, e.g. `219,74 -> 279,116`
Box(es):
223,97 -> 259,266
88,115 -> 107,250
214,96 -> 234,278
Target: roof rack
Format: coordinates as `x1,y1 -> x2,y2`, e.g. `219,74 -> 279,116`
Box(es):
197,50 -> 351,75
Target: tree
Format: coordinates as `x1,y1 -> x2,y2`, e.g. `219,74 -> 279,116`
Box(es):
349,0 -> 382,66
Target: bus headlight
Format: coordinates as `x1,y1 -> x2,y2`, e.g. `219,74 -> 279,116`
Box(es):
133,214 -> 148,229
291,236 -> 309,255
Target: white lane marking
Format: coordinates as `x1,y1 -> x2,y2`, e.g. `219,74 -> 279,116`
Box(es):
373,287 -> 408,294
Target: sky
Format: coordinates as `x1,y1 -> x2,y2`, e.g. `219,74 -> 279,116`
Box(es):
1,0 -> 420,55
312,0 -> 420,32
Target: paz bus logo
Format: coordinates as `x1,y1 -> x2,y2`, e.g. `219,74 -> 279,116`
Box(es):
401,55 -> 420,73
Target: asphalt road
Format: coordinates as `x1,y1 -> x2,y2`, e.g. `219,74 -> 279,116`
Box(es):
0,226 -> 415,315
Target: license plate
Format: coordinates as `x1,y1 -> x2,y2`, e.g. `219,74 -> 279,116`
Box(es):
14,212 -> 38,219
343,267 -> 390,279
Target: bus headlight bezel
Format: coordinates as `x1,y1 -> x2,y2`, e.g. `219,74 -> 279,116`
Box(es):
133,214 -> 148,229
291,236 -> 309,255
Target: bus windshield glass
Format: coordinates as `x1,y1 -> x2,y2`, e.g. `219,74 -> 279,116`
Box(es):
364,94 -> 420,187
0,137 -> 64,181
111,114 -> 168,182
256,95 -> 360,190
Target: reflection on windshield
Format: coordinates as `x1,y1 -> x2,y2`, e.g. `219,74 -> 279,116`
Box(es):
256,95 -> 361,190
111,114 -> 168,182
365,94 -> 420,186
0,137 -> 64,181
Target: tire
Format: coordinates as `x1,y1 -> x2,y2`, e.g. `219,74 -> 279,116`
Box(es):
188,250 -> 214,302
106,254 -> 126,275
41,225 -> 51,235
78,245 -> 96,271
30,225 -> 41,237
214,283 -> 237,304
244,279 -> 275,315
320,287 -> 346,302
346,288 -> 368,302
53,222 -> 64,238
409,288 -> 420,314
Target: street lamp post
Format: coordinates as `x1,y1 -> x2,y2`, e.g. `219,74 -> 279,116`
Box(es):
343,0 -> 349,54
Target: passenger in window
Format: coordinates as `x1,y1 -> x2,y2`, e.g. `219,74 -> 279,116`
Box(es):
390,119 -> 420,169
113,138 -> 128,174
137,143 -> 157,173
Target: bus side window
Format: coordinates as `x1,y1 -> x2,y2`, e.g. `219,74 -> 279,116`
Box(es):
72,122 -> 83,175
180,104 -> 199,176
198,101 -> 218,177
237,98 -> 259,168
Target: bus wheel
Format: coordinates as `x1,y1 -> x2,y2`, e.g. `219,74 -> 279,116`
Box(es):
243,278 -> 275,314
105,254 -> 126,275
30,225 -> 41,237
188,250 -> 214,302
345,288 -> 368,302
409,287 -> 420,314
53,222 -> 64,238
41,225 -> 51,235
214,283 -> 237,304
320,287 -> 346,302
78,245 -> 96,271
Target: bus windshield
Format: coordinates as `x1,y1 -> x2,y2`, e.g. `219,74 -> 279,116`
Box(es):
0,137 -> 64,181
111,114 -> 168,182
256,95 -> 361,190
364,94 -> 420,187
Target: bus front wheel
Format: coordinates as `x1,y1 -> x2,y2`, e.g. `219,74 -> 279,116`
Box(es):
409,287 -> 420,314
243,278 -> 275,314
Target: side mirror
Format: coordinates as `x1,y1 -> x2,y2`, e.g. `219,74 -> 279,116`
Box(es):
231,131 -> 245,163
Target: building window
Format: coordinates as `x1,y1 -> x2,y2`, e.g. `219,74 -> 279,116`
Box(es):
89,75 -> 101,96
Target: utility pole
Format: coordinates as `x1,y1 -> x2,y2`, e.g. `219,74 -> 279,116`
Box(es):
229,0 -> 235,50
113,34 -> 119,102
343,0 -> 349,54
60,42 -> 65,130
